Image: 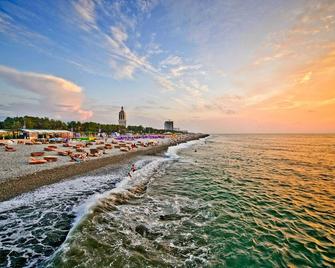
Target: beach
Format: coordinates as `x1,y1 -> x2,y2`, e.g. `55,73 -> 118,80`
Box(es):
0,133 -> 207,201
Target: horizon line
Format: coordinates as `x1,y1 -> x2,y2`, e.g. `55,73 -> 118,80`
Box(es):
208,132 -> 335,135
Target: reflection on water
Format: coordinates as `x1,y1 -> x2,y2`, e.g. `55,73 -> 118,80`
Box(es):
0,135 -> 334,267
50,135 -> 335,267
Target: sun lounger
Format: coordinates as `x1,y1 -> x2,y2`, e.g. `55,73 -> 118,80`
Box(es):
44,147 -> 56,151
5,146 -> 16,152
104,144 -> 113,149
31,152 -> 44,157
44,156 -> 58,162
29,157 -> 47,164
58,150 -> 69,156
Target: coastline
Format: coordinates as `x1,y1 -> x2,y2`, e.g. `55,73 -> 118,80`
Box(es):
0,134 -> 208,202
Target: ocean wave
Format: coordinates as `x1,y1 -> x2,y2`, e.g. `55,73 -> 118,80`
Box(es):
45,140 -> 204,266
165,138 -> 203,159
47,134 -> 335,267
0,137 -> 203,267
7,135 -> 333,267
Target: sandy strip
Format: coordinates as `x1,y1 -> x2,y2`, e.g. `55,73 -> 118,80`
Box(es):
0,134 -> 208,201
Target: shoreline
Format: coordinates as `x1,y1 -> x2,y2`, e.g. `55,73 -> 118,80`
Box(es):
0,134 -> 208,202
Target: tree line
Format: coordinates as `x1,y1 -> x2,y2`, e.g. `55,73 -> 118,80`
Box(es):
0,116 -> 179,135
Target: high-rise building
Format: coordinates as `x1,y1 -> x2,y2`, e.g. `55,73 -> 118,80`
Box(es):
164,120 -> 174,131
118,106 -> 126,127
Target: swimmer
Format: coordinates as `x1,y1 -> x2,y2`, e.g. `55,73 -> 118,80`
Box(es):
131,164 -> 136,172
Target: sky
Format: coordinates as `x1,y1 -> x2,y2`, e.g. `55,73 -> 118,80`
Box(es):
0,0 -> 334,133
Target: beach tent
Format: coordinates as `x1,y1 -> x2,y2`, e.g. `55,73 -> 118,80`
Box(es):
21,129 -> 73,139
0,130 -> 11,139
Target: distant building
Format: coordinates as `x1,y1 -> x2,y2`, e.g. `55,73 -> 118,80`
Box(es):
119,106 -> 127,127
164,120 -> 174,131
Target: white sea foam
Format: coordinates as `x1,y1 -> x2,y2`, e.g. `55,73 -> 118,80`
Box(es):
45,156 -> 166,265
0,170 -> 123,267
165,139 -> 201,159
0,138 -> 202,267
48,141 -> 200,262
0,173 -> 119,213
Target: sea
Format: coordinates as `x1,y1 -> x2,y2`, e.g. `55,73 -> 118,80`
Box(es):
0,134 -> 334,267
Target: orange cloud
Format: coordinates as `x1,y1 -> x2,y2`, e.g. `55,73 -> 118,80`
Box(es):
0,65 -> 93,120
243,47 -> 335,132
183,43 -> 335,133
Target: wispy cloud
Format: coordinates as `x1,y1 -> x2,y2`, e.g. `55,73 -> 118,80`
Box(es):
69,0 -> 157,79
0,65 -> 92,120
1,0 -> 211,107
1,0 -> 334,132
70,0 -> 209,107
160,55 -> 202,77
0,11 -> 51,48
170,64 -> 202,78
252,1 -> 335,67
74,0 -> 95,22
160,55 -> 183,67
156,76 -> 175,91
105,25 -> 153,79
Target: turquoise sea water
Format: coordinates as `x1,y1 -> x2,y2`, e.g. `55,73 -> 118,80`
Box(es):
0,135 -> 334,267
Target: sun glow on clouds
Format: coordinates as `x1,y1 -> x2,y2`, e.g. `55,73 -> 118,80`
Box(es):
233,46 -> 335,132
300,72 -> 312,84
0,65 -> 92,120
0,0 -> 334,132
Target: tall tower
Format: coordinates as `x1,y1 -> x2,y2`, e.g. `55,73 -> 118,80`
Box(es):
118,106 -> 126,127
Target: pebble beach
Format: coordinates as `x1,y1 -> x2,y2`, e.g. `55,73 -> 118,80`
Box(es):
0,138 -> 169,182
0,134 -> 207,201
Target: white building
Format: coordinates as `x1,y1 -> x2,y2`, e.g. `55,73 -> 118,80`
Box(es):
118,106 -> 127,127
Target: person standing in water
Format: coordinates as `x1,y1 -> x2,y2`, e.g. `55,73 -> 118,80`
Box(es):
131,164 -> 136,172
128,164 -> 136,178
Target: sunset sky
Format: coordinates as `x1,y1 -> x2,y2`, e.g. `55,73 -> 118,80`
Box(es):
0,0 -> 334,133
